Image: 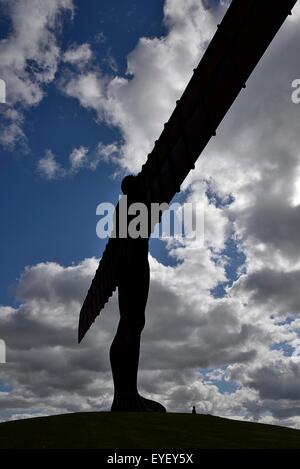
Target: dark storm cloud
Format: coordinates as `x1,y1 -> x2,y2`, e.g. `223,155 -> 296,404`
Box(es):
247,361 -> 300,401
237,269 -> 300,315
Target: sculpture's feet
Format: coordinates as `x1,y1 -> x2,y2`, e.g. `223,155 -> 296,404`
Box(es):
139,396 -> 166,412
111,392 -> 166,412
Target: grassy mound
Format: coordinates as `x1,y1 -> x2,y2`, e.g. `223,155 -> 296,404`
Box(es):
0,412 -> 299,449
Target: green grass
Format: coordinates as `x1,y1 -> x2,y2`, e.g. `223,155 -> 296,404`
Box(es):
0,412 -> 299,449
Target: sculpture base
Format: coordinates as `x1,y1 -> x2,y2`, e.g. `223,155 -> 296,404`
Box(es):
111,393 -> 166,412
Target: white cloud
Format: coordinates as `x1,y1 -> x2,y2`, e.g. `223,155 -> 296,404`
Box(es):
53,0 -> 300,427
2,0 -> 300,429
37,143 -> 122,178
69,146 -> 89,172
92,142 -> 120,169
60,0 -> 220,173
1,250 -> 300,426
0,0 -> 74,148
63,43 -> 92,66
62,71 -> 105,112
37,149 -> 64,180
0,107 -> 25,149
38,146 -> 90,179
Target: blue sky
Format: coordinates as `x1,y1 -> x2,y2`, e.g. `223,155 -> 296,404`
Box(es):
0,0 -> 172,307
0,0 -> 241,307
1,0 -> 300,427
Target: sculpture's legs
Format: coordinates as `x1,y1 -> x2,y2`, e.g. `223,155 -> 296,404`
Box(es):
110,242 -> 166,412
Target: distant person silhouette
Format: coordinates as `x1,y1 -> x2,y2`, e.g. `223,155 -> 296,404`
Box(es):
192,406 -> 197,415
110,175 -> 166,412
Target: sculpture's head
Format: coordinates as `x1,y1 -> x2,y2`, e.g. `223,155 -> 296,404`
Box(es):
121,174 -> 137,195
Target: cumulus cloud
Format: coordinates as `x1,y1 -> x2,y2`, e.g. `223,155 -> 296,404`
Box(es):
53,0 -> 300,427
0,246 -> 299,426
63,43 -> 92,66
60,0 -> 221,173
37,144 -> 121,178
2,0 -> 300,429
38,146 -> 90,179
37,149 -> 64,180
0,0 -> 74,148
69,146 -> 89,172
0,108 -> 25,149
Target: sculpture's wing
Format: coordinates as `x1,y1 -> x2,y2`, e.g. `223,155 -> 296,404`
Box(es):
78,239 -> 120,343
78,0 -> 297,343
137,0 -> 297,206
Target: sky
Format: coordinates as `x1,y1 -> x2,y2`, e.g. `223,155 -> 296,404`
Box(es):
1,0 -> 300,428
